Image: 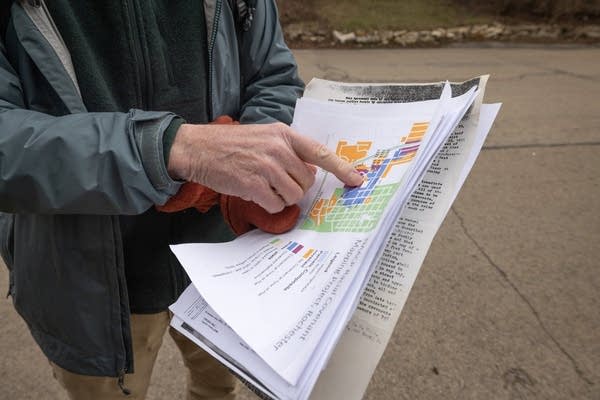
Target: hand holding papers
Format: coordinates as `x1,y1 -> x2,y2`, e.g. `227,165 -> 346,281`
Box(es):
169,76 -> 501,400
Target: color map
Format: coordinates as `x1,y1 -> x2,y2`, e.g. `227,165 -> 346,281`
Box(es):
301,122 -> 428,233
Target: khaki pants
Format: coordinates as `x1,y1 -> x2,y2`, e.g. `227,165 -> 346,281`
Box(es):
51,312 -> 239,400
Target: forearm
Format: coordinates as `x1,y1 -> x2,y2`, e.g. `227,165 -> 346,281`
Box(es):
0,108 -> 181,214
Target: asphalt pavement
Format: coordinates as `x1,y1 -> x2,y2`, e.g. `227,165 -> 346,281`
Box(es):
1,46 -> 598,400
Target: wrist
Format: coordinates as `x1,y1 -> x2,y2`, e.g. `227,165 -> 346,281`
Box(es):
167,123 -> 196,181
163,117 -> 185,166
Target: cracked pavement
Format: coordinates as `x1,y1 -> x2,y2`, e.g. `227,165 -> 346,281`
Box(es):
1,46 -> 599,400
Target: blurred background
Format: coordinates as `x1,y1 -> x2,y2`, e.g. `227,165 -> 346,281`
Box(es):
277,0 -> 600,46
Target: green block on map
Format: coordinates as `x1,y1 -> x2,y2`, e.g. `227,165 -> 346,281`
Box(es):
301,184 -> 400,233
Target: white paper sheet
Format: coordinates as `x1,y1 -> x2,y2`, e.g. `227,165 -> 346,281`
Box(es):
169,77 -> 499,400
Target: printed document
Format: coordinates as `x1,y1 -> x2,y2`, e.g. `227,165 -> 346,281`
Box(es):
169,76 -> 500,400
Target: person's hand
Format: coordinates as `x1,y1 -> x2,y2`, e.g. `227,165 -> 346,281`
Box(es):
157,115 -> 237,214
167,122 -> 363,213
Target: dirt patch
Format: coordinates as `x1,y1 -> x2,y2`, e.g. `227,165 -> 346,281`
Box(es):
277,1 -> 321,26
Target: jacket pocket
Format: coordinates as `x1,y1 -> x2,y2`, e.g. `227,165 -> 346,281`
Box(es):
0,212 -> 15,296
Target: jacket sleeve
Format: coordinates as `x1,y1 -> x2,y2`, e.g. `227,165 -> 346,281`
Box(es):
0,41 -> 181,215
237,0 -> 304,125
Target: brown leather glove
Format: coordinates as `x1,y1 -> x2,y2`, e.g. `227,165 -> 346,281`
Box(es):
155,182 -> 219,213
220,195 -> 301,235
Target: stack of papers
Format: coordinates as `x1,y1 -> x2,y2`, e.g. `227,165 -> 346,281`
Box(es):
169,76 -> 500,400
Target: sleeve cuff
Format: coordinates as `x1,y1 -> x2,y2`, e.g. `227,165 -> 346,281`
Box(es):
129,110 -> 183,197
162,117 -> 185,165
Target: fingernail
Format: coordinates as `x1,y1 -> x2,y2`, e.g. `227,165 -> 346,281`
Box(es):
349,170 -> 364,186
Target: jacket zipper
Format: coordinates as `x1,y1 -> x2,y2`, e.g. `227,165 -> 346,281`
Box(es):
207,0 -> 222,118
112,215 -> 133,394
118,369 -> 132,395
119,3 -> 155,391
125,0 -> 152,109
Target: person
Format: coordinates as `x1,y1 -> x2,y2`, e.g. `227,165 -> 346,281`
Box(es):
0,0 -> 362,399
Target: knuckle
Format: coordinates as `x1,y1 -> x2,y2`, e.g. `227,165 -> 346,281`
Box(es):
242,177 -> 267,202
264,138 -> 286,156
241,177 -> 259,194
268,122 -> 287,138
280,185 -> 300,206
305,171 -> 316,188
292,186 -> 304,204
264,160 -> 284,181
337,157 -> 351,172
264,197 -> 284,214
297,168 -> 315,192
315,144 -> 331,161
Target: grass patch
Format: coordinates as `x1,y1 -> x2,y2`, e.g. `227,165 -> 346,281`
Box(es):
314,0 -> 497,31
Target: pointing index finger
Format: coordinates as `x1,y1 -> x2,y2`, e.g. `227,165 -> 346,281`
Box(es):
289,131 -> 364,187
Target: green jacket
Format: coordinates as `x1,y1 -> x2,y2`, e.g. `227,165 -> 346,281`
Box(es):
0,0 -> 303,378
